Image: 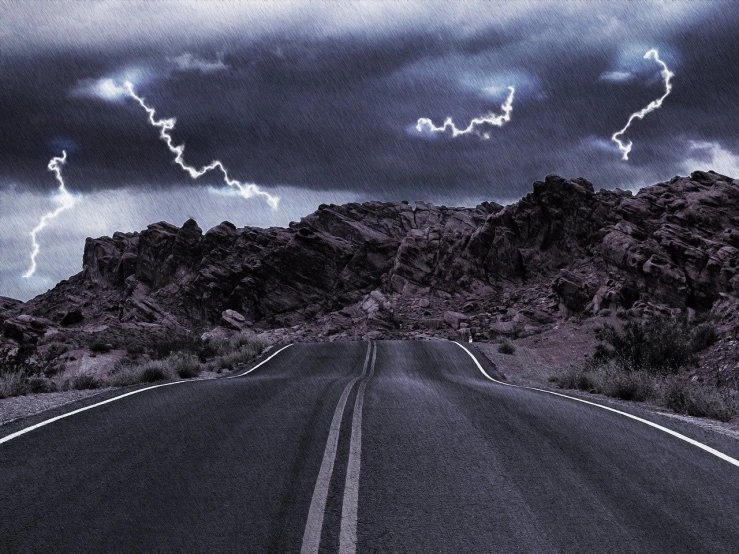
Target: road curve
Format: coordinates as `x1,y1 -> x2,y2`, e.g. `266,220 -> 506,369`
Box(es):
1,340 -> 737,553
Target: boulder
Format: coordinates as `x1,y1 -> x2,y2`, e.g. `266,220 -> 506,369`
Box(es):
220,309 -> 249,331
443,311 -> 469,330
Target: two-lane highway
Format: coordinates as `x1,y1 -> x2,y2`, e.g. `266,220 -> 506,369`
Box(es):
1,340 -> 738,552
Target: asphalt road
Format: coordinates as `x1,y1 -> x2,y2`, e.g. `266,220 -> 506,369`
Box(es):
1,340 -> 737,553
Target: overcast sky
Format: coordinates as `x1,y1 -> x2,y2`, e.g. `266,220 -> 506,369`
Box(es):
2,0 -> 739,300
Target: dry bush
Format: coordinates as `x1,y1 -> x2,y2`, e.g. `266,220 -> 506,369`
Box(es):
551,363 -> 656,402
552,363 -> 737,422
0,371 -> 28,398
497,341 -> 516,355
205,335 -> 266,370
662,378 -> 738,422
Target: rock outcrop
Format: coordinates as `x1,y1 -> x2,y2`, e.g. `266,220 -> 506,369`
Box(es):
5,171 -> 738,366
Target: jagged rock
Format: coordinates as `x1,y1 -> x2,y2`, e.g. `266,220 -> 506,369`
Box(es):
443,311 -> 469,330
60,310 -> 84,326
552,271 -> 597,312
220,309 -> 249,331
361,290 -> 395,329
3,320 -> 24,341
0,171 -> 732,352
2,315 -> 52,343
0,297 -> 24,326
421,318 -> 444,330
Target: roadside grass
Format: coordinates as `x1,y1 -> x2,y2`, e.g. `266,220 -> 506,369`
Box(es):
205,335 -> 266,371
548,314 -> 738,422
551,362 -> 739,422
0,370 -> 28,399
0,334 -> 268,399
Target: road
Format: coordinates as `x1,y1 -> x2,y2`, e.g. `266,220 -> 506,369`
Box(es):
1,340 -> 738,552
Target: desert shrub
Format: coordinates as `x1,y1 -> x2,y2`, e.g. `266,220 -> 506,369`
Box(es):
662,378 -> 738,422
27,376 -> 56,394
552,363 -> 655,402
663,378 -> 689,413
216,344 -> 264,370
597,317 -> 693,373
0,349 -> 19,375
109,358 -> 167,386
140,365 -> 167,383
71,373 -> 102,390
204,335 -> 266,371
44,343 -> 70,361
596,366 -> 655,401
150,336 -> 207,360
497,341 -> 516,355
208,335 -> 264,355
126,344 -> 146,357
108,363 -> 142,387
553,364 -> 736,421
110,351 -> 203,385
690,322 -> 718,352
90,342 -> 112,354
167,352 -> 201,379
593,343 -> 611,362
551,366 -> 595,391
177,365 -> 200,379
0,371 -> 29,398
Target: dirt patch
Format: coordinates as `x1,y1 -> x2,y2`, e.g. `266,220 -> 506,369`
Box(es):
475,315 -> 611,387
0,388 -> 114,426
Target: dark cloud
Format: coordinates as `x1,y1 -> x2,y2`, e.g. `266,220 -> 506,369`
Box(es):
3,0 -> 739,299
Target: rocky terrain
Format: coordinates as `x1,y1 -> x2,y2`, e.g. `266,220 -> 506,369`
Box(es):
3,171 -> 739,387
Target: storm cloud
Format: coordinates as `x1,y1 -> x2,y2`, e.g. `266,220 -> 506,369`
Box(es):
2,1 -> 739,299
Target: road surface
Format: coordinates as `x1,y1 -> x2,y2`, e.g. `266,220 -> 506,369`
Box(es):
1,340 -> 737,552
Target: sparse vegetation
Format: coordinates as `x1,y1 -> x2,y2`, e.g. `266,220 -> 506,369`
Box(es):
0,370 -> 28,399
551,363 -> 737,421
169,352 -> 201,379
0,333 -> 268,399
126,344 -> 146,357
208,335 -> 266,370
663,378 -> 738,422
70,373 -> 102,390
497,341 -> 516,355
549,315 -> 736,422
551,363 -> 656,402
140,365 -> 168,383
90,342 -> 113,354
597,317 -> 690,373
595,316 -> 719,374
110,335 -> 265,384
690,322 -> 718,352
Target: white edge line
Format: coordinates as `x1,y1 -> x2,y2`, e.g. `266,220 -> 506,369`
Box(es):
453,341 -> 739,470
227,343 -> 293,379
0,380 -> 193,445
1,343 -> 294,446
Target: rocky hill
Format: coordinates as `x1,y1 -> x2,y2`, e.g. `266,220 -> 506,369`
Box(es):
3,171 -> 739,377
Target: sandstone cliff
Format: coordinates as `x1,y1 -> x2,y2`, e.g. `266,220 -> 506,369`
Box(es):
3,172 -> 738,370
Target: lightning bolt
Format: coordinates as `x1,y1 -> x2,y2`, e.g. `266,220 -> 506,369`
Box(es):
611,49 -> 674,160
24,151 -> 77,278
416,86 -> 515,139
123,82 -> 279,209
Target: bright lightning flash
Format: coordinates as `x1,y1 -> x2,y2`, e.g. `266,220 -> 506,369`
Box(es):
24,151 -> 77,278
611,49 -> 674,160
123,82 -> 279,209
416,86 -> 515,139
